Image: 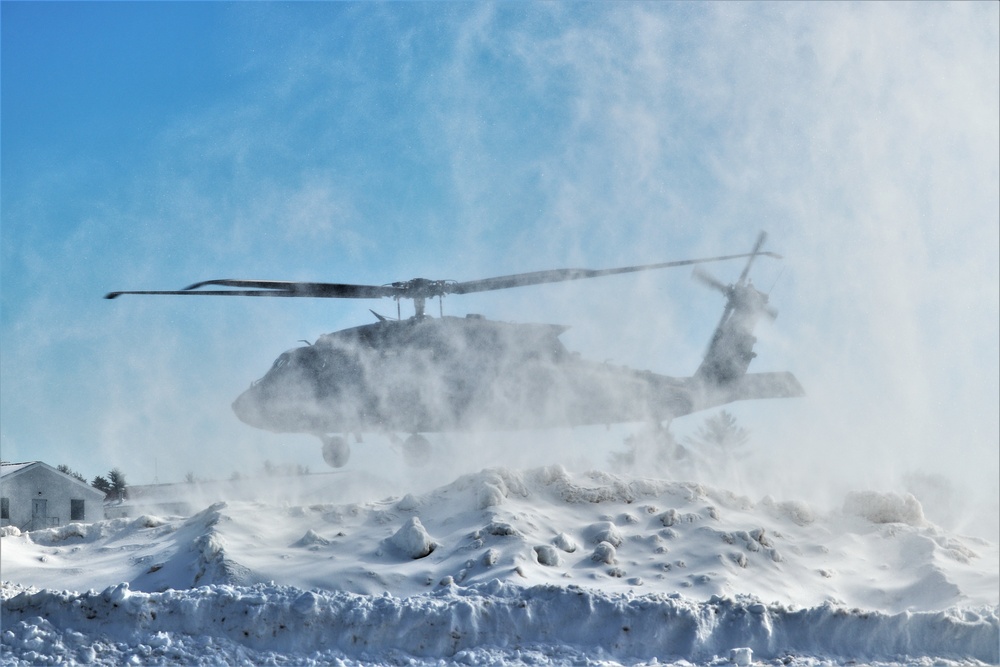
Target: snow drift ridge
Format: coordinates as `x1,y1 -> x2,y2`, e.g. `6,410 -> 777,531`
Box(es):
3,581 -> 998,664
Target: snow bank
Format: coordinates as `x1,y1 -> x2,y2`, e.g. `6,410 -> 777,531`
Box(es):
2,581 -> 996,665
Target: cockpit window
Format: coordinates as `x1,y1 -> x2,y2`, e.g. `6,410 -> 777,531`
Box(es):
272,353 -> 291,370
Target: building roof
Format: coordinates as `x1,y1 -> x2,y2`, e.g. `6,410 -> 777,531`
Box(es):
0,461 -> 37,477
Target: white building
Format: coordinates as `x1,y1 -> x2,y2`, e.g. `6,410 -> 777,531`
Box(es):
1,461 -> 106,530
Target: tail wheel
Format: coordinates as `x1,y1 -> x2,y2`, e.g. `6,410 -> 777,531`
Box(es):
321,435 -> 350,468
403,433 -> 432,467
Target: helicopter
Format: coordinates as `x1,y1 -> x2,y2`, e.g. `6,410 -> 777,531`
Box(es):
106,231 -> 803,468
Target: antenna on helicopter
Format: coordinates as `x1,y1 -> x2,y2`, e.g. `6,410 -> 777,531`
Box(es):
765,266 -> 786,296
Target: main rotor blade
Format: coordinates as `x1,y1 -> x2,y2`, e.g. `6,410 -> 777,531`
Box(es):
105,280 -> 404,300
106,246 -> 783,301
184,279 -> 404,299
447,251 -> 781,296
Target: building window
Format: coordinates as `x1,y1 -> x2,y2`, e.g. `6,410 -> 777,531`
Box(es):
71,499 -> 85,521
1,497 -> 8,520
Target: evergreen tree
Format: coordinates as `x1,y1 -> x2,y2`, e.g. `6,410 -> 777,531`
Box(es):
107,468 -> 128,500
92,475 -> 113,497
682,410 -> 751,485
686,410 -> 750,453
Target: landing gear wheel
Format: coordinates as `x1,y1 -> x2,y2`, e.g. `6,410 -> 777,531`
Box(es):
403,433 -> 432,467
321,435 -> 351,468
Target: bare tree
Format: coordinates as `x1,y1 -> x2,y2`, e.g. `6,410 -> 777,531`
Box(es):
57,464 -> 87,484
609,423 -> 686,475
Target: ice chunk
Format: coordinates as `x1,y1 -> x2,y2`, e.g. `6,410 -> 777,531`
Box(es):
588,521 -> 622,547
592,541 -> 617,565
553,532 -> 578,553
389,517 -> 436,559
730,647 -> 752,665
534,545 -> 560,567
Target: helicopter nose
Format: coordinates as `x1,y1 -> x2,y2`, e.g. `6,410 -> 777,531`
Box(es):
232,383 -> 267,429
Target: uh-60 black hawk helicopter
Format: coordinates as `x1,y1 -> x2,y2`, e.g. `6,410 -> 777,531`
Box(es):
106,231 -> 804,468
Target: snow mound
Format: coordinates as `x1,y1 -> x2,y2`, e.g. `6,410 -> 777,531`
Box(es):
2,466 -> 997,664
290,529 -> 331,549
844,490 -> 925,525
4,467 -> 996,610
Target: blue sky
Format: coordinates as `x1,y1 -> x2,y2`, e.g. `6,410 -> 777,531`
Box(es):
2,3 -> 997,524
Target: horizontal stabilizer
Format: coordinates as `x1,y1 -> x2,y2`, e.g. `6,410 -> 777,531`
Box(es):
727,371 -> 805,401
688,371 -> 805,412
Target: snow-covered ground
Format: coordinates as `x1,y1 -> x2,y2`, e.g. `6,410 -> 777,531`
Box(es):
2,465 -> 997,665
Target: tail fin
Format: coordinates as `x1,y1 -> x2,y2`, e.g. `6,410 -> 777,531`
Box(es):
693,280 -> 775,384
692,232 -> 780,386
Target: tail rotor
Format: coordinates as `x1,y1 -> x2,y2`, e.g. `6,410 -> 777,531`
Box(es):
693,231 -> 779,320
738,231 -> 769,284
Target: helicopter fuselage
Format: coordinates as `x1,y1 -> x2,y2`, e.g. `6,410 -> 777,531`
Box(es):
232,314 -> 695,436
